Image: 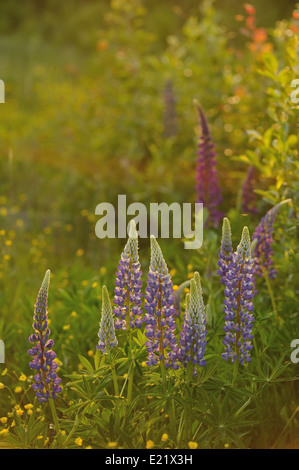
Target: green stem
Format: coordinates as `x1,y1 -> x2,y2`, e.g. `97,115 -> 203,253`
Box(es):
109,353 -> 119,397
48,397 -> 61,438
262,267 -> 281,325
184,361 -> 193,442
127,359 -> 134,406
233,359 -> 239,383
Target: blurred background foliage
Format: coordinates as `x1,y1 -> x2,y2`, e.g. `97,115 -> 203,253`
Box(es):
0,1 -> 298,447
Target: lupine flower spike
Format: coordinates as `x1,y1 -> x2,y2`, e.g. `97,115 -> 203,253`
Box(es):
97,286 -> 118,354
194,102 -> 223,227
222,227 -> 255,365
217,217 -> 233,284
179,272 -> 207,376
252,200 -> 291,279
144,236 -> 179,369
28,270 -> 62,403
113,220 -> 143,330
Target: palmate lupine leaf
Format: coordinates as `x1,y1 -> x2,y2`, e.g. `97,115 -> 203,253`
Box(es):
28,270 -> 62,403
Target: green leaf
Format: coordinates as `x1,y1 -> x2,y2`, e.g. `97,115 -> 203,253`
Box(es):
78,354 -> 94,373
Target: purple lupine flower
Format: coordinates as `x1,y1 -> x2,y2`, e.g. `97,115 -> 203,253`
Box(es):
222,227 -> 255,365
163,79 -> 177,138
97,286 -> 118,354
217,217 -> 233,284
144,236 -> 179,370
28,270 -> 62,403
241,166 -> 258,215
179,272 -> 207,376
195,103 -> 224,227
252,200 -> 291,279
113,220 -> 143,330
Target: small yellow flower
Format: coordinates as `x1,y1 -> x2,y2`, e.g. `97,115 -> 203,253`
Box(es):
170,268 -> 176,276
19,374 -> 27,382
224,443 -> 229,448
92,281 -> 98,288
0,429 -> 9,437
85,445 -> 93,449
7,412 -> 13,418
27,410 -> 33,416
61,430 -> 66,435
71,311 -> 77,318
184,287 -> 190,294
24,404 -> 34,410
161,433 -> 168,442
5,240 -> 12,246
107,442 -> 118,448
80,209 -> 89,217
14,386 -> 22,393
99,267 -> 107,275
36,435 -> 43,440
187,272 -> 194,279
0,230 -> 5,236
173,284 -> 179,291
87,350 -> 94,357
76,249 -> 84,257
187,264 -> 193,271
188,441 -> 198,449
1,368 -> 7,376
0,383 -> 5,389
3,255 -> 10,261
75,437 -> 83,446
63,324 -> 70,331
11,420 -> 15,427
146,440 -> 155,449
81,280 -> 88,287
16,409 -> 24,416
0,417 -> 7,424
141,361 -> 147,367
44,437 -> 49,445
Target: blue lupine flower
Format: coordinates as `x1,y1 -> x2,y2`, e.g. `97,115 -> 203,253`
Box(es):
144,236 -> 179,369
179,272 -> 207,376
28,270 -> 62,403
252,200 -> 291,279
113,220 -> 143,330
97,286 -> 118,354
222,227 -> 255,365
217,217 -> 233,284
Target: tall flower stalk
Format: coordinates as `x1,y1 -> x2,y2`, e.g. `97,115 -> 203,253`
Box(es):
144,236 -> 179,372
113,220 -> 143,331
195,103 -> 223,227
217,217 -> 233,284
179,272 -> 207,376
97,286 -> 118,354
222,227 -> 255,366
97,286 -> 119,397
28,269 -> 62,403
252,200 -> 291,279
